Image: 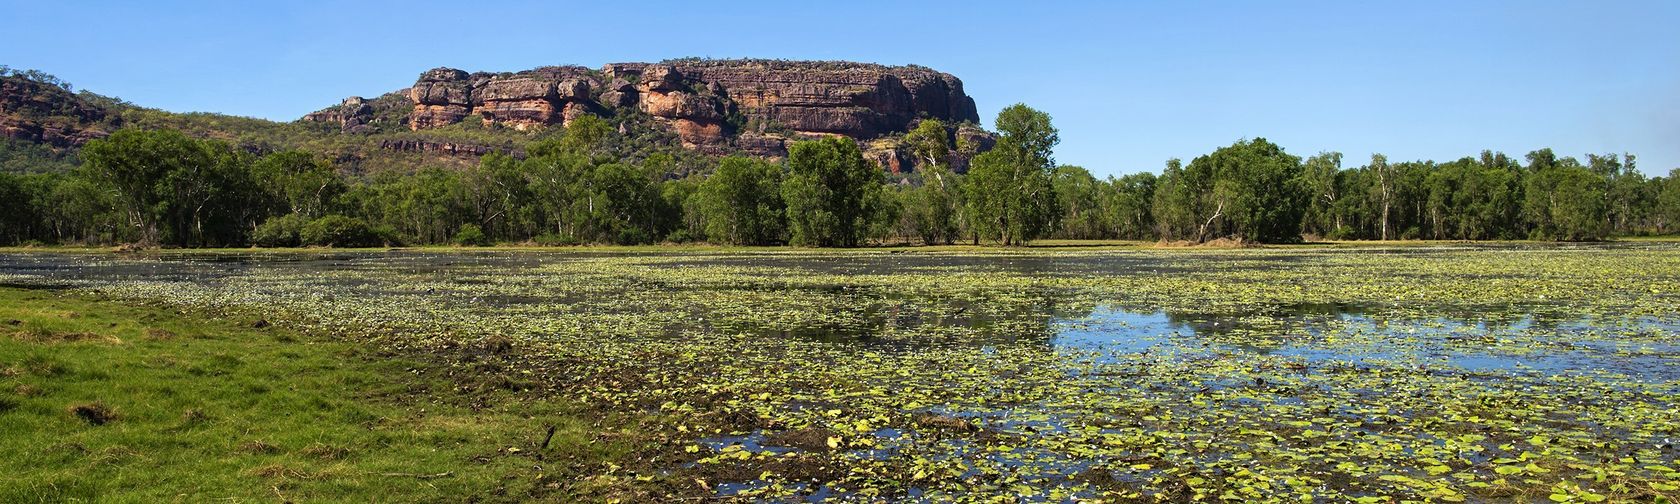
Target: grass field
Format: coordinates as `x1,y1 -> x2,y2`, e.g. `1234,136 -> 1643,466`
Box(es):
0,287 -> 686,503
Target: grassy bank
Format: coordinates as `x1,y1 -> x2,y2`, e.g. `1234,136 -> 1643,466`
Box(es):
0,287 -> 676,502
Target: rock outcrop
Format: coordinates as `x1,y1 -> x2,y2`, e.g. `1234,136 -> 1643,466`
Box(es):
0,74 -> 114,150
658,59 -> 977,139
378,139 -> 520,158
408,68 -> 474,130
376,59 -> 988,171
303,96 -> 375,133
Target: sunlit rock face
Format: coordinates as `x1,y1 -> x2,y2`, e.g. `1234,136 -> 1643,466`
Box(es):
390,59 -> 985,167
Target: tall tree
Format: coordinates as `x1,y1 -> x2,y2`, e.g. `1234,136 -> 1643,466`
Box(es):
963,104 -> 1060,245
902,163 -> 962,244
1153,140 -> 1305,243
1656,169 -> 1680,234
1523,152 -> 1607,241
1052,165 -> 1104,239
80,129 -> 257,246
1101,172 -> 1156,240
461,152 -> 534,242
252,150 -> 342,219
782,137 -> 887,247
1369,153 -> 1394,240
697,156 -> 784,245
903,119 -> 950,170
1150,158 -> 1199,241
0,173 -> 34,244
1301,152 -> 1343,237
1185,138 -> 1306,243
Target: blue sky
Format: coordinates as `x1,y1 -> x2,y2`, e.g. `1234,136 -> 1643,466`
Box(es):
4,1 -> 1676,176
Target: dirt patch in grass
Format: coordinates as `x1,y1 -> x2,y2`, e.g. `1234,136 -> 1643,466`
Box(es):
21,356 -> 68,376
178,408 -> 212,427
238,440 -> 282,455
247,464 -> 313,480
69,402 -> 116,425
10,328 -> 119,344
300,443 -> 349,461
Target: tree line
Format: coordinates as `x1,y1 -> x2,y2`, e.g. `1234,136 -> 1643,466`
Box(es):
2,103 -> 1678,247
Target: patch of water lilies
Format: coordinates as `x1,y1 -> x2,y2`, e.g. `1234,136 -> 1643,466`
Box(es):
1,245 -> 1677,502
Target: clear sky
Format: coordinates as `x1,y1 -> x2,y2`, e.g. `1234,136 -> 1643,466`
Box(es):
4,0 -> 1676,177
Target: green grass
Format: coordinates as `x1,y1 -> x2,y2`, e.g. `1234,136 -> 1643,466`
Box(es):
0,287 -> 673,503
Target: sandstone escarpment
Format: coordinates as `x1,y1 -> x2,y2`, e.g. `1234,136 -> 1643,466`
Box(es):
370,59 -> 988,171
659,59 -> 978,139
408,68 -> 474,130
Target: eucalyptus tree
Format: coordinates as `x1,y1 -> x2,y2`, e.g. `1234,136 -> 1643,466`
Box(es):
1300,152 -> 1344,237
903,118 -> 950,170
697,156 -> 785,245
1052,165 -> 1104,239
782,137 -> 888,247
80,128 -> 259,246
252,150 -> 343,219
963,104 -> 1059,245
1101,172 -> 1157,240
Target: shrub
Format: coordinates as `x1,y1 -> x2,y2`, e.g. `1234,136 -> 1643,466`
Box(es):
300,215 -> 380,248
371,225 -> 403,247
615,226 -> 652,246
452,224 -> 489,247
252,214 -> 306,247
533,233 -> 580,247
665,228 -> 700,244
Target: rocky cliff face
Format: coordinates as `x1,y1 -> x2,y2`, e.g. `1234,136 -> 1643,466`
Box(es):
0,75 -> 115,150
314,59 -> 988,170
302,91 -> 412,134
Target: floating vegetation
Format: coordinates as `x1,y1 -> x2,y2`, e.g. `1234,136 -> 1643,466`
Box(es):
1,245 -> 1677,502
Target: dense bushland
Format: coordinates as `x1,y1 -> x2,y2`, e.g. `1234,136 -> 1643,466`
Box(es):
2,103 -> 1677,247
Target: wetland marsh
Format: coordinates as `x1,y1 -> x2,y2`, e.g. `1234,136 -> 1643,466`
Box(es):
2,244 -> 1677,502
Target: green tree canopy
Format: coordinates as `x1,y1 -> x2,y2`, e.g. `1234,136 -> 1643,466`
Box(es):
1153,138 -> 1305,243
252,150 -> 343,219
964,104 -> 1059,245
902,119 -> 950,170
696,156 -> 784,245
782,137 -> 887,247
80,128 -> 259,246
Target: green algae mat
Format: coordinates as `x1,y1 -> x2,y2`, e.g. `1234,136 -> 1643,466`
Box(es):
1,244 -> 1676,502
